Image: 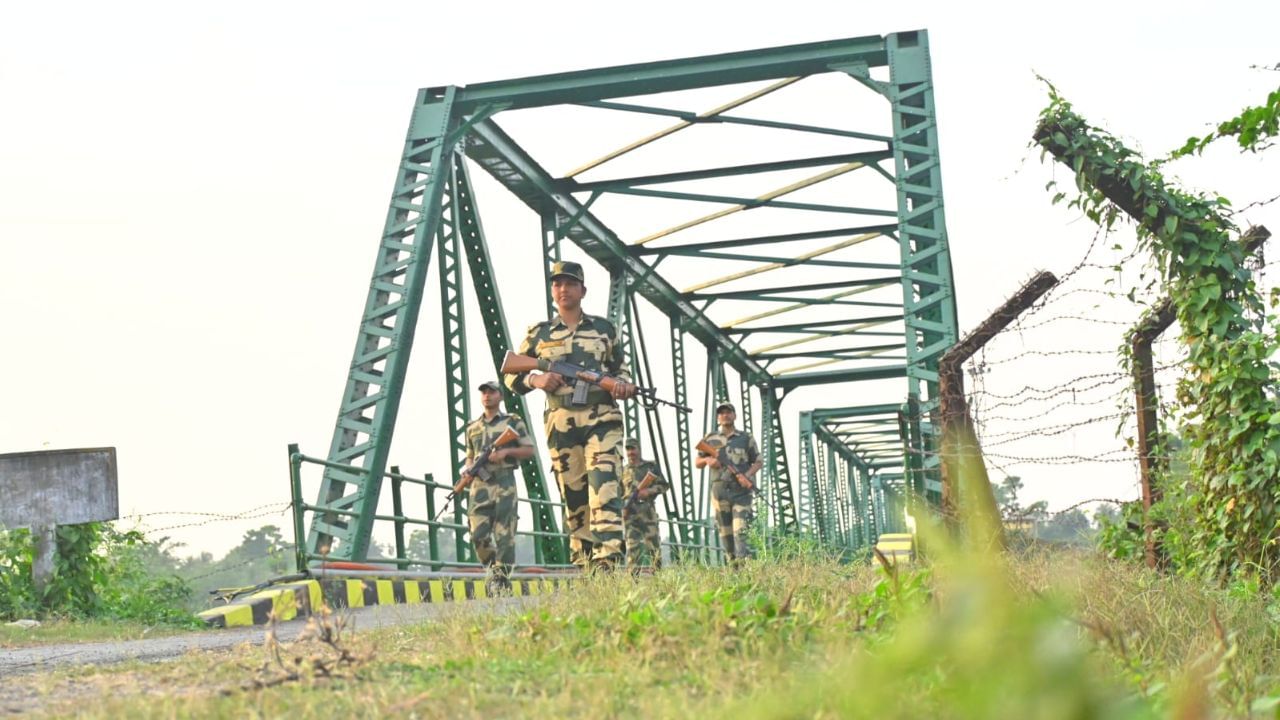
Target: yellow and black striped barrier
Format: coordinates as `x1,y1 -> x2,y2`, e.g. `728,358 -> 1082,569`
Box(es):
198,575 -> 570,629
873,533 -> 915,565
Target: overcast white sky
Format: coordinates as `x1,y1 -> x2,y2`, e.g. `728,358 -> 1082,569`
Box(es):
2,1 -> 1277,558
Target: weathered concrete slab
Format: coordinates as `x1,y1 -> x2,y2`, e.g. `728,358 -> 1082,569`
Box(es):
0,448 -> 119,529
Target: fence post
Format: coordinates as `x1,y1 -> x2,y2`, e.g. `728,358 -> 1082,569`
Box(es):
1130,303 -> 1173,569
389,465 -> 407,570
424,474 -> 442,570
938,272 -> 1059,543
1127,225 -> 1270,569
288,443 -> 307,573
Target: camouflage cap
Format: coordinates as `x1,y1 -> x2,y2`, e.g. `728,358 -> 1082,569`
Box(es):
715,400 -> 736,414
477,380 -> 501,392
549,260 -> 585,283
624,438 -> 641,450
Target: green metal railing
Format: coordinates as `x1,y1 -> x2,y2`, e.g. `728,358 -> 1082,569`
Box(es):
288,444 -> 573,572
288,444 -> 722,570
661,517 -> 723,564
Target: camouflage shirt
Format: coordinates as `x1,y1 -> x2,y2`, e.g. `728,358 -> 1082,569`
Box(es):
697,429 -> 760,485
506,313 -> 632,407
622,460 -> 670,504
465,412 -> 533,472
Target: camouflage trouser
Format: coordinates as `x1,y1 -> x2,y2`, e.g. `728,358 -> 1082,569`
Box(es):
468,469 -> 517,579
624,503 -> 661,568
545,403 -> 625,567
712,481 -> 754,561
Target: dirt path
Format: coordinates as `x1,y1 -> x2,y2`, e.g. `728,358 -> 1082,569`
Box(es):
0,597 -> 535,715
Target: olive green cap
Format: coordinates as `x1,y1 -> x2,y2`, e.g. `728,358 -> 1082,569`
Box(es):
549,260 -> 585,283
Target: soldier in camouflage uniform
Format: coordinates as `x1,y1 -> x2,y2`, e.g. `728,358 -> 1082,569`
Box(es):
622,438 -> 669,570
696,400 -> 763,564
460,380 -> 535,592
504,260 -> 636,571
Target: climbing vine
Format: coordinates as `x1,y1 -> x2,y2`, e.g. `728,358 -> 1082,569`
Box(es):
1033,84 -> 1280,581
1168,83 -> 1280,159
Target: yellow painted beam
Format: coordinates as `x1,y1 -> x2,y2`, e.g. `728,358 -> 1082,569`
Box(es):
565,77 -> 801,178
633,162 -> 863,246
683,232 -> 880,294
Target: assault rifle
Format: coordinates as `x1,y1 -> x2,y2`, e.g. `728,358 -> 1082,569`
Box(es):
432,426 -> 520,522
624,471 -> 660,510
501,351 -> 691,414
696,438 -> 757,492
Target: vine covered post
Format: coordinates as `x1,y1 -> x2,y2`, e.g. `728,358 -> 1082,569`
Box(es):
1128,227 -> 1268,571
1130,302 -> 1174,570
1035,90 -> 1278,579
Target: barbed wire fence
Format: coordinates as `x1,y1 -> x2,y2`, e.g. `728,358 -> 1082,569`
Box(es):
956,227 -> 1190,530
108,500 -> 298,596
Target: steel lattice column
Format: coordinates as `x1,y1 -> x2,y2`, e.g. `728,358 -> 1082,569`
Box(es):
307,87 -> 458,560
797,412 -> 816,534
435,166 -> 474,563
815,439 -> 833,542
839,457 -> 854,547
851,463 -> 865,545
669,319 -> 696,543
761,387 -> 798,533
829,446 -> 846,545
739,377 -> 754,438
887,31 -> 958,509
873,477 -> 888,534
606,270 -> 642,441
540,213 -> 563,320
809,433 -> 826,542
757,384 -> 776,529
451,154 -> 565,564
862,466 -> 878,541
606,268 -> 628,327
628,301 -> 688,550
709,353 -> 729,407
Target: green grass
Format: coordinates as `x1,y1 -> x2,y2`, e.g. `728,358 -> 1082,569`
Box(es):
0,618 -> 199,649
17,540 -> 1280,719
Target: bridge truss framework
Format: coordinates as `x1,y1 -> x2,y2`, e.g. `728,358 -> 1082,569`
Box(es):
301,30 -> 958,564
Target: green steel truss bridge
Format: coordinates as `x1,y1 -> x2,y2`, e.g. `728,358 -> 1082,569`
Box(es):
297,30 -> 958,566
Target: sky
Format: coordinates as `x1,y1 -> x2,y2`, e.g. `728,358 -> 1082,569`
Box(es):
2,0 -> 1277,558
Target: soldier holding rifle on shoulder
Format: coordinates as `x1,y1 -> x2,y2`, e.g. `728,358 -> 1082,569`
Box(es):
696,400 -> 763,566
456,380 -> 535,593
622,438 -> 669,572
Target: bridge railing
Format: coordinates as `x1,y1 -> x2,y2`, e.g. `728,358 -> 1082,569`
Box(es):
661,517 -> 723,565
287,444 -> 574,572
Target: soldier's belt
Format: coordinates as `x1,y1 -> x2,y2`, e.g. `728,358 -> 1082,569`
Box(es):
546,388 -> 615,410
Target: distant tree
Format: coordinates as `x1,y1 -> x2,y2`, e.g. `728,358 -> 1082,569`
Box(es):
404,528 -> 460,565
179,524 -> 295,599
407,529 -> 432,561
991,476 -> 1026,520
229,525 -> 289,561
1037,509 -> 1092,544
1092,504 -> 1121,529
1023,501 -> 1049,524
